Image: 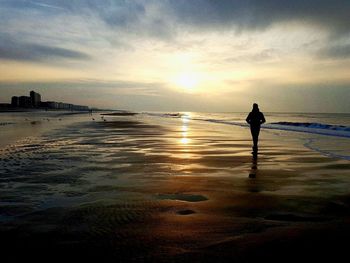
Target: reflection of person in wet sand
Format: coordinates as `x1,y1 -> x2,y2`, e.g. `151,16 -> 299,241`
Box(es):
249,153 -> 258,178
246,103 -> 266,153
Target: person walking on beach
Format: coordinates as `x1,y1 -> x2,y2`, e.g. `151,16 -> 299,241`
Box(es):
246,103 -> 265,153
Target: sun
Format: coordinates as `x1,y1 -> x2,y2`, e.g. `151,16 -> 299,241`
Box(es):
175,73 -> 199,90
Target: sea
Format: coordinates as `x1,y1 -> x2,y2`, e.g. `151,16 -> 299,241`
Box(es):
1,111 -> 350,160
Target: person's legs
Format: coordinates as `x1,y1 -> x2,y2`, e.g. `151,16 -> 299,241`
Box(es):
250,126 -> 260,152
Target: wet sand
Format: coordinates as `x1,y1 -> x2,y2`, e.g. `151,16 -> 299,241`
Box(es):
1,113 -> 350,262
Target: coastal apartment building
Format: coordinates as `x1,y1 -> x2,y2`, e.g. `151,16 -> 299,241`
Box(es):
30,91 -> 41,107
19,96 -> 32,107
9,91 -> 89,111
11,96 -> 19,107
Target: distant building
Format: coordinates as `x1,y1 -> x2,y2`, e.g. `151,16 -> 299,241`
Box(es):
46,101 -> 58,109
42,101 -> 89,111
11,96 -> 19,107
19,96 -> 32,108
30,91 -> 41,107
40,101 -> 49,108
0,103 -> 11,108
8,90 -> 89,111
70,104 -> 89,111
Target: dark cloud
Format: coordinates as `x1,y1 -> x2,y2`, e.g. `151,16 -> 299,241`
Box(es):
76,0 -> 350,42
87,0 -> 175,40
0,35 -> 90,62
167,0 -> 350,35
317,44 -> 350,59
2,1 -> 350,40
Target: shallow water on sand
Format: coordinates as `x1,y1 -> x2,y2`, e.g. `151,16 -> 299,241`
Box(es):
1,112 -> 350,262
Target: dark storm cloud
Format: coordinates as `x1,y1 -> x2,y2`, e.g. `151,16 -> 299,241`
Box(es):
0,35 -> 90,62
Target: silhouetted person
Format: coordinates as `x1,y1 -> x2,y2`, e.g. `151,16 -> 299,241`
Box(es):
246,103 -> 265,153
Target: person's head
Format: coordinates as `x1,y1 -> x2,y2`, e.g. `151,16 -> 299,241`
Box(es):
252,103 -> 259,112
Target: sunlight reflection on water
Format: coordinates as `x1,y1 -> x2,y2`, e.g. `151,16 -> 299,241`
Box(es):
179,114 -> 191,146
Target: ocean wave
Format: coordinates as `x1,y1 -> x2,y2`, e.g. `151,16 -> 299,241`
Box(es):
264,122 -> 350,138
271,122 -> 350,132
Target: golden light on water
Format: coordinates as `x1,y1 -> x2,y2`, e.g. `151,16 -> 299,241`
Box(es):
179,114 -> 191,145
181,123 -> 189,144
180,123 -> 190,145
180,137 -> 190,144
177,113 -> 197,161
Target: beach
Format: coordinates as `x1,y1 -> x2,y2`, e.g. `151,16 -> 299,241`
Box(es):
1,111 -> 350,262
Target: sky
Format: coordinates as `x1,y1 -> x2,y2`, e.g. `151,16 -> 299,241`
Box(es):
0,0 -> 350,112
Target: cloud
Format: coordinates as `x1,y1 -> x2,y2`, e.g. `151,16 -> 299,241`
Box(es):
317,44 -> 350,59
0,0 -> 66,13
224,49 -> 279,64
26,1 -> 65,10
0,78 -> 165,94
167,0 -> 350,35
3,1 -> 350,37
0,35 -> 90,62
2,0 -> 350,48
48,0 -> 350,48
223,80 -> 350,113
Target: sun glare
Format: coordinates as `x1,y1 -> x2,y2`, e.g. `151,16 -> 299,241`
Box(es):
175,73 -> 199,90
